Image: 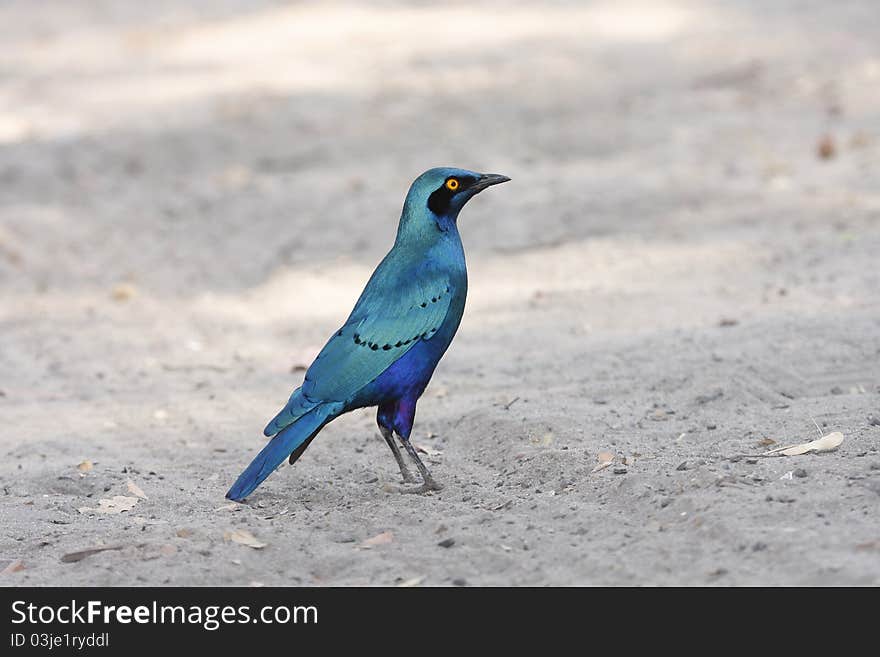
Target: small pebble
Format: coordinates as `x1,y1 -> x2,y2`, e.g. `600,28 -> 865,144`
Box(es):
817,134 -> 836,159
437,538 -> 455,548
794,468 -> 807,478
676,461 -> 688,471
613,467 -> 628,475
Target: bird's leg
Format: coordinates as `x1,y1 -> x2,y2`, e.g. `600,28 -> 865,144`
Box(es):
379,425 -> 416,484
384,398 -> 441,493
399,435 -> 443,493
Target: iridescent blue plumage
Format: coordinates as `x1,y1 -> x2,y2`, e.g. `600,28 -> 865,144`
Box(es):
226,167 -> 509,501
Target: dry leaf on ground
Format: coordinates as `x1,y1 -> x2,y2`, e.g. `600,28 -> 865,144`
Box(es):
111,283 -> 137,301
61,546 -> 125,563
126,480 -> 148,499
1,560 -> 25,574
359,531 -> 394,549
224,529 -> 267,549
397,576 -> 424,587
591,451 -> 615,473
78,496 -> 139,515
763,431 -> 844,456
531,432 -> 554,447
77,460 -> 93,473
415,444 -> 443,456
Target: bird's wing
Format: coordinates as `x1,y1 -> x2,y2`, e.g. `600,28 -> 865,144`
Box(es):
300,272 -> 455,403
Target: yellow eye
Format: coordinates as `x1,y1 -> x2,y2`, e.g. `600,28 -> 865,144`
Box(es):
445,178 -> 460,191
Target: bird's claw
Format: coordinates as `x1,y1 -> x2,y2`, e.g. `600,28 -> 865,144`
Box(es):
398,478 -> 443,495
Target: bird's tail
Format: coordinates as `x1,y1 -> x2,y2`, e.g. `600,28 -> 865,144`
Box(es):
226,403 -> 340,502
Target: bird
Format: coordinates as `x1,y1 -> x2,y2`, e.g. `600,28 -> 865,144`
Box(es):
226,167 -> 510,501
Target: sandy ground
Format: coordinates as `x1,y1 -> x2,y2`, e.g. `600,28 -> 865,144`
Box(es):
1,0 -> 879,586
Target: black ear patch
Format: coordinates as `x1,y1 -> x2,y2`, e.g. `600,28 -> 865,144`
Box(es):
427,184 -> 454,216
427,175 -> 477,216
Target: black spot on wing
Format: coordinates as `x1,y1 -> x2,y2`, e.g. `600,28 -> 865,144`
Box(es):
415,284 -> 449,311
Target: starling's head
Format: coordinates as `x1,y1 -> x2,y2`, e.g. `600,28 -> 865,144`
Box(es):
401,167 -> 510,235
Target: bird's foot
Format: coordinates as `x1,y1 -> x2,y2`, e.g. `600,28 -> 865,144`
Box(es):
398,468 -> 418,484
399,477 -> 443,495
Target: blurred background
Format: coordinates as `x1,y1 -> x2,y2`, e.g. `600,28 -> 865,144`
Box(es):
1,0 -> 878,585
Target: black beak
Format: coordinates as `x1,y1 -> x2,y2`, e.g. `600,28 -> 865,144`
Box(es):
471,173 -> 511,193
